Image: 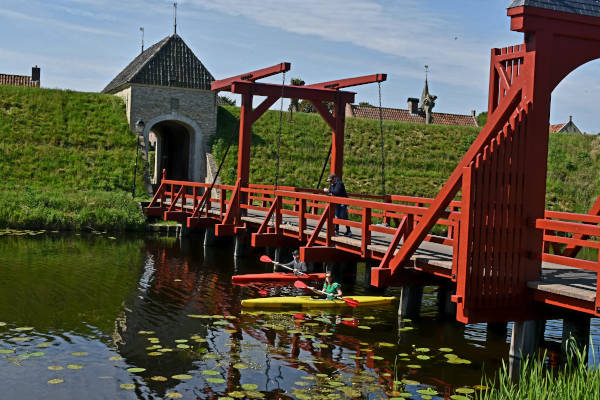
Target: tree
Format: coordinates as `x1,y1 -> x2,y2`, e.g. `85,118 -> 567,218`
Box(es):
476,111 -> 487,127
218,95 -> 236,106
288,78 -> 305,120
358,101 -> 374,107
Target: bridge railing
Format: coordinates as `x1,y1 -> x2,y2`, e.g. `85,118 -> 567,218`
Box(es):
537,210 -> 600,312
251,189 -> 460,263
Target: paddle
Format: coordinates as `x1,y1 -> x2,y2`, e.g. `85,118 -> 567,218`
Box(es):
293,280 -> 359,307
259,254 -> 309,276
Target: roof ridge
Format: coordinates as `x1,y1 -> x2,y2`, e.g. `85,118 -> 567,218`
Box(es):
129,35 -> 173,83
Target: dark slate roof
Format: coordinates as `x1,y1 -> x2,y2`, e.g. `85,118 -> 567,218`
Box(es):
508,0 -> 600,18
349,105 -> 478,127
102,34 -> 214,93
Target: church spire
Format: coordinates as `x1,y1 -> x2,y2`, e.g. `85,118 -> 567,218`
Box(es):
419,65 -> 430,109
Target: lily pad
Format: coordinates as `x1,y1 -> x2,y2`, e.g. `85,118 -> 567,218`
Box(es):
233,363 -> 248,369
71,352 -> 88,356
456,387 -> 475,394
357,326 -> 371,330
0,349 -> 15,354
225,329 -> 237,334
406,364 -> 421,368
242,383 -> 258,390
0,322 -> 6,326
402,379 -> 420,385
127,367 -> 146,373
151,376 -> 168,381
148,352 -> 163,356
348,355 -> 363,360
246,391 -> 265,398
48,365 -> 64,371
159,348 -> 173,352
206,377 -> 226,384
439,347 -> 453,352
415,347 -> 430,352
37,342 -> 52,348
416,388 -> 438,395
295,381 -> 310,386
166,393 -> 183,398
316,373 -> 329,377
139,330 -> 156,334
342,318 -> 354,321
176,344 -> 190,349
450,396 -> 469,400
14,327 -> 34,331
109,356 -> 122,361
370,355 -> 384,360
67,364 -> 83,370
202,370 -> 219,376
328,381 -> 345,387
11,337 -> 31,342
174,339 -> 188,343
416,355 -> 431,360
398,326 -> 414,331
228,392 -> 245,399
120,383 -> 135,390
173,374 -> 193,380
318,332 -> 333,336
28,352 -> 45,357
378,342 -> 395,347
48,379 -> 64,384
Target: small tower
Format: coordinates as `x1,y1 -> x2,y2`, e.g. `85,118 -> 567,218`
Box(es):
418,65 -> 437,124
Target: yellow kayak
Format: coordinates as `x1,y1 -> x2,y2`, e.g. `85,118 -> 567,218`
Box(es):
241,295 -> 397,309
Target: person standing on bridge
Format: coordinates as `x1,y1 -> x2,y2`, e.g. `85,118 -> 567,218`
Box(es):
324,174 -> 352,236
274,250 -> 307,275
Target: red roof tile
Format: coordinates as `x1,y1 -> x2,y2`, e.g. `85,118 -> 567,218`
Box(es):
0,74 -> 39,87
349,105 -> 478,127
549,123 -> 567,132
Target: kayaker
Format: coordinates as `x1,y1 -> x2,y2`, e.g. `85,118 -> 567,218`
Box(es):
275,250 -> 307,275
320,270 -> 343,300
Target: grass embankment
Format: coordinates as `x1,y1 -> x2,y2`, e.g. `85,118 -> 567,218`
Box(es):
212,106 -> 600,213
477,346 -> 600,400
0,85 -> 145,231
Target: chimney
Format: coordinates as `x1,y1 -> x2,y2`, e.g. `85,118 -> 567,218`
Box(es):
569,115 -> 573,123
31,66 -> 40,84
471,110 -> 476,117
407,98 -> 419,115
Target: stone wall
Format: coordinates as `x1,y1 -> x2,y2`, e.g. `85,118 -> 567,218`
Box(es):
114,83 -> 217,183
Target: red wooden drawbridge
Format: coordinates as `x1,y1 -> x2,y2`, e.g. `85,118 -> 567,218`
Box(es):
145,3 -> 600,324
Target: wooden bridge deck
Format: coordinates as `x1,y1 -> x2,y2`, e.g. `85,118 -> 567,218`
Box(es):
184,201 -> 597,306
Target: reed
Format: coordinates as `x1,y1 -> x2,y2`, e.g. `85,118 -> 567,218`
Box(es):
477,341 -> 600,400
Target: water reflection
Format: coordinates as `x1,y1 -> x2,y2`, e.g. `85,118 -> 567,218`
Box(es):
0,232 -> 598,399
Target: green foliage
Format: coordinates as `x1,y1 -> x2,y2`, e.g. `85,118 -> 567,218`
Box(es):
218,95 -> 236,106
477,112 -> 488,127
358,102 -> 374,107
477,342 -> 600,400
0,85 -> 146,231
212,106 -> 600,213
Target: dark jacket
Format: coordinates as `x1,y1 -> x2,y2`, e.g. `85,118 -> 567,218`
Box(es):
328,179 -> 348,198
282,259 -> 307,273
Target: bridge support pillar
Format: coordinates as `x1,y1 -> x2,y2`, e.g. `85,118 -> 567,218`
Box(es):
562,315 -> 590,364
398,286 -> 423,319
204,226 -> 217,247
509,320 -> 545,381
436,285 -> 456,319
234,233 -> 250,258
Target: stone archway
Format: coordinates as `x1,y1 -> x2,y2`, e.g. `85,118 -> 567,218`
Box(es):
143,113 -> 205,184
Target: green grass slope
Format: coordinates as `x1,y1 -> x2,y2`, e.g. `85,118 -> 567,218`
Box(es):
213,106 -> 600,213
0,85 -> 145,231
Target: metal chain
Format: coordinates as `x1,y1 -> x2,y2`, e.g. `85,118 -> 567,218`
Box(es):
378,81 -> 386,196
275,71 -> 286,189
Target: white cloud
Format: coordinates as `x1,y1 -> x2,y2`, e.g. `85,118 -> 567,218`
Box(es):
0,8 -> 125,37
185,0 -> 492,88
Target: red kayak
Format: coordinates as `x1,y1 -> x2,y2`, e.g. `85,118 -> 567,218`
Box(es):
232,272 -> 326,283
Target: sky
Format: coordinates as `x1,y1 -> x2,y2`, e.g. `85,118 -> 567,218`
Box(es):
1,0 -> 599,132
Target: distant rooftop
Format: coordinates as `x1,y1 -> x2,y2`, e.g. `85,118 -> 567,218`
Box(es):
347,105 -> 478,127
508,0 -> 600,18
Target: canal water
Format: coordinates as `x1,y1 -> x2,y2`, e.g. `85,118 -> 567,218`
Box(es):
1,231 -> 599,399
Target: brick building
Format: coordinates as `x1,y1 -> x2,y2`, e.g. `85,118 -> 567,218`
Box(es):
549,116 -> 582,134
102,34 -> 217,184
0,66 -> 40,88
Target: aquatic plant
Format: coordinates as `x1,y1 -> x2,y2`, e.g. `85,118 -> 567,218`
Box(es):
477,341 -> 600,400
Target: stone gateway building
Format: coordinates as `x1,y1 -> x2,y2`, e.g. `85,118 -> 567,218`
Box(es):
102,34 -> 217,184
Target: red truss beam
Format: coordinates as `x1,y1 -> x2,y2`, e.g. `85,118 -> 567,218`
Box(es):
211,62 -> 291,91
229,81 -> 355,104
306,73 -> 387,89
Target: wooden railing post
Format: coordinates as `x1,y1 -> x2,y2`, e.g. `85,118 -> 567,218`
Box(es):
362,207 -> 372,257
299,198 -> 306,241
274,196 -> 282,234
383,195 -> 392,225
326,201 -> 335,247
220,188 -> 225,218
